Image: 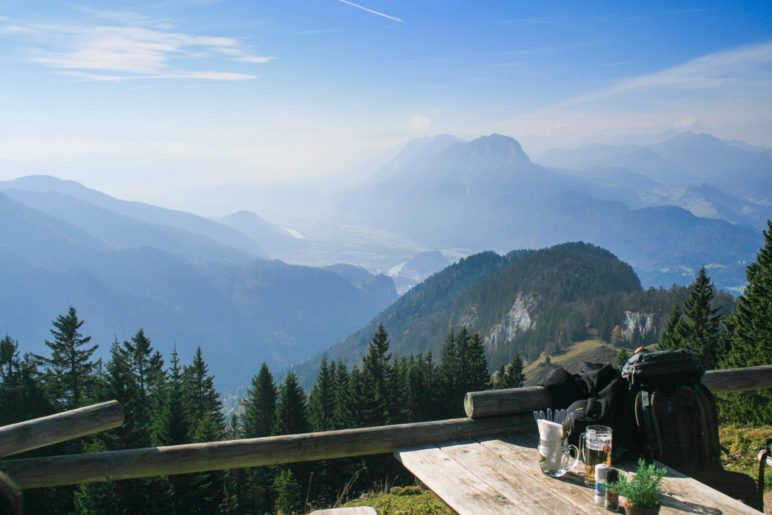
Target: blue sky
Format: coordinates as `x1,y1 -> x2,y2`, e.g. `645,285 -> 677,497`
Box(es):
1,1 -> 771,199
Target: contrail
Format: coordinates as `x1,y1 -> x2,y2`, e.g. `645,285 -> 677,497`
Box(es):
337,0 -> 404,23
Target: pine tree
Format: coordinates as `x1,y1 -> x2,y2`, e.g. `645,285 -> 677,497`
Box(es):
37,307 -> 98,410
181,348 -> 226,515
404,353 -> 439,421
720,221 -> 772,424
152,348 -> 190,446
239,362 -> 278,514
103,340 -> 141,447
242,363 -> 277,438
306,357 -> 341,505
273,469 -> 302,515
341,367 -> 367,428
658,306 -> 683,350
361,325 -> 392,426
333,360 -> 351,429
0,336 -> 51,425
462,331 -> 490,393
493,354 -> 525,389
79,332 -> 170,515
274,371 -> 309,435
308,356 -> 336,432
439,329 -> 489,416
183,347 -> 225,436
658,269 -> 722,369
438,330 -> 460,415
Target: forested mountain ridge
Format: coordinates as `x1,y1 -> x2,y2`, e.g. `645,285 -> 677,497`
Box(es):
0,184 -> 397,391
296,242 -> 734,387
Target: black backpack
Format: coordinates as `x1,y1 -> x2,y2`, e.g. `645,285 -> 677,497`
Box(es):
541,362 -> 627,449
621,349 -> 760,510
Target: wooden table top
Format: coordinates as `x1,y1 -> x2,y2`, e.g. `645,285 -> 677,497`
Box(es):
395,433 -> 761,515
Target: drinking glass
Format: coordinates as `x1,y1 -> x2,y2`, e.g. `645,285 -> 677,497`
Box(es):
579,425 -> 612,485
538,437 -> 580,478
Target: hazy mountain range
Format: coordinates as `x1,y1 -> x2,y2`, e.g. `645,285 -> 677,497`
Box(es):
1,130 -> 768,391
341,132 -> 769,290
0,176 -> 397,390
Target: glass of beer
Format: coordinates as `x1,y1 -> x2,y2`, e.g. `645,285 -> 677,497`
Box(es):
579,425 -> 612,486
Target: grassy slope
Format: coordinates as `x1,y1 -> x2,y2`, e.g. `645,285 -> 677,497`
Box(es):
343,486 -> 452,514
720,425 -> 772,491
523,339 -> 620,385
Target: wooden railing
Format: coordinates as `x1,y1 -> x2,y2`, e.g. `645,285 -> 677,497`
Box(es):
0,401 -> 123,458
0,364 -> 769,490
464,365 -> 772,418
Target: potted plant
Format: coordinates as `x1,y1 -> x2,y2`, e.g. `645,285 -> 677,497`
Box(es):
609,458 -> 667,515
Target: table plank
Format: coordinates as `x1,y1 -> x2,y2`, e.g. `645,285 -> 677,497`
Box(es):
615,462 -> 760,515
396,444 -> 520,515
476,438 -> 598,514
440,441 -> 597,514
502,434 -> 761,514
397,435 -> 762,515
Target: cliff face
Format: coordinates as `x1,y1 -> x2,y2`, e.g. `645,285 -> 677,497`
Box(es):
622,310 -> 657,340
482,292 -> 539,349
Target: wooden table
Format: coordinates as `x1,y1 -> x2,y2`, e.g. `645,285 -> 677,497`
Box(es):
396,434 -> 761,514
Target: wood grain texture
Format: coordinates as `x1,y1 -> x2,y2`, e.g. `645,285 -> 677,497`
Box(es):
464,386 -> 550,419
509,434 -> 760,514
440,440 -> 596,514
397,445 -> 520,515
702,365 -> 772,393
465,365 -> 772,418
0,414 -> 532,489
0,401 -> 123,458
397,434 -> 762,514
477,438 -> 597,514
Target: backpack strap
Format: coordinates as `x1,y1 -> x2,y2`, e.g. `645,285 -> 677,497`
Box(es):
636,389 -> 660,459
692,384 -> 723,469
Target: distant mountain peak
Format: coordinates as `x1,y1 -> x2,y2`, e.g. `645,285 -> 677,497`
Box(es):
665,131 -> 725,148
464,134 -> 531,165
5,174 -> 90,193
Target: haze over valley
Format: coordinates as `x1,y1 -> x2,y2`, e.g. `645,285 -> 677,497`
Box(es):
1,1 -> 771,391
1,126 -> 769,389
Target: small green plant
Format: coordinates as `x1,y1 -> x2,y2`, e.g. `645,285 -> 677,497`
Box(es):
609,459 -> 667,508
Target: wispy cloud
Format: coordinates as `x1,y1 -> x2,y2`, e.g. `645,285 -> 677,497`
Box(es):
0,7 -> 274,81
565,41 -> 772,105
409,114 -> 432,130
337,0 -> 404,23
496,41 -> 772,152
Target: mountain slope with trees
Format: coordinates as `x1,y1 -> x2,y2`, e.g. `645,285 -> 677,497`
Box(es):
296,242 -> 734,387
0,190 -> 397,391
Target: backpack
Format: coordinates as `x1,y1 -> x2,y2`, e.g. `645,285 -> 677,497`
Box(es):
541,363 -> 627,449
621,349 -> 760,510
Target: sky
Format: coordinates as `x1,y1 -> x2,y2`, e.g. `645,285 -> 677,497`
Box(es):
1,0 -> 771,201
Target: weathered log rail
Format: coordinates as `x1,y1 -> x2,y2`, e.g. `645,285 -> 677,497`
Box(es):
0,414 -> 531,489
0,364 -> 769,490
464,364 -> 772,418
0,400 -> 123,458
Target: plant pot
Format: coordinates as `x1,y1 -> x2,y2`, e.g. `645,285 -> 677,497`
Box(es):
623,501 -> 661,515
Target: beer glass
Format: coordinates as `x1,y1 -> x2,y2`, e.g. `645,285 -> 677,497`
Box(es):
538,437 -> 580,478
579,425 -> 612,485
